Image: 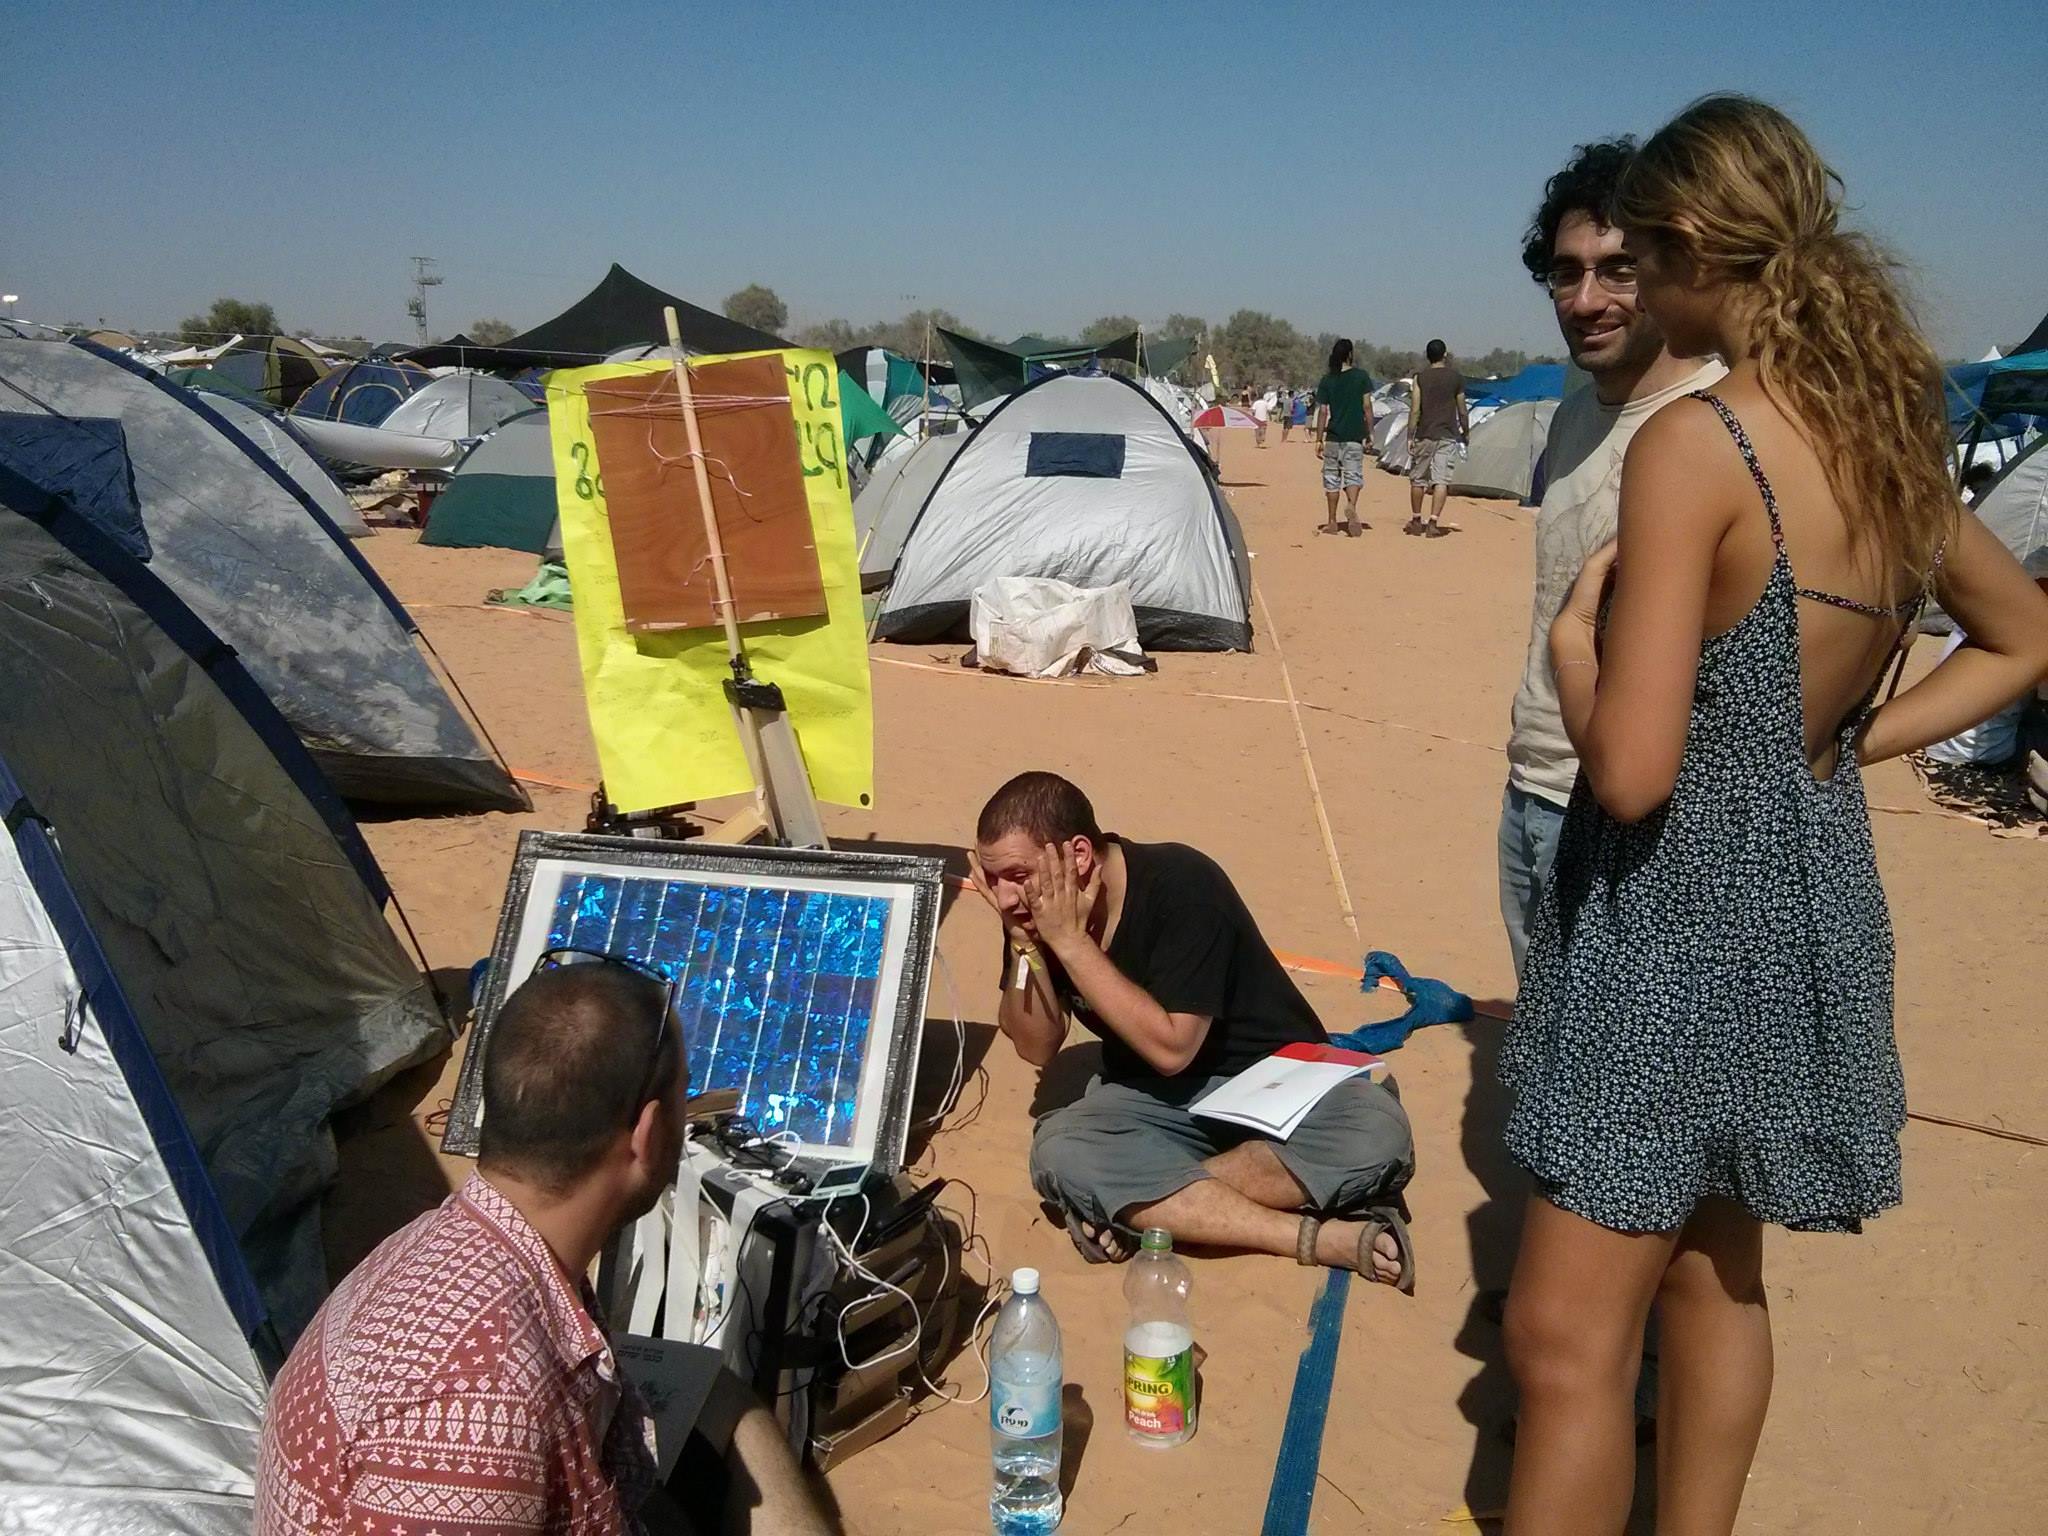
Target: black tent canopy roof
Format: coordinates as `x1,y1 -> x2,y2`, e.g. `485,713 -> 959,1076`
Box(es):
402,265 -> 787,370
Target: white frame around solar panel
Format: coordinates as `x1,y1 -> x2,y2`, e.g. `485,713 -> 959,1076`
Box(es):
443,832 -> 945,1175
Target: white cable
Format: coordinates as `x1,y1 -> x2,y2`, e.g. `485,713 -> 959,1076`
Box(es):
915,949 -> 969,1130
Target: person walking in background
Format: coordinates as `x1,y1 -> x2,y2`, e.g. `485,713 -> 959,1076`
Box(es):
1314,339 -> 1374,536
1498,138 -> 1726,981
1498,95 -> 2048,1536
1251,388 -> 1270,447
1405,340 -> 1468,536
1290,388 -> 1310,441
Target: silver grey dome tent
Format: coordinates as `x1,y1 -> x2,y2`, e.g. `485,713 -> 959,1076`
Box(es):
854,431 -> 967,590
0,749 -> 271,1533
197,389 -> 372,537
1450,399 -> 1559,504
0,336 -> 525,809
0,458 -> 449,1523
874,372 -> 1252,649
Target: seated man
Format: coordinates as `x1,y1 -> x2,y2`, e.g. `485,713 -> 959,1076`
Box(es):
969,771 -> 1416,1288
257,959 -> 832,1536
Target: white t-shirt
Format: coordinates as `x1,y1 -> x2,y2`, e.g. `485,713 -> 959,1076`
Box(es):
1251,398 -> 1271,423
1506,360 -> 1728,806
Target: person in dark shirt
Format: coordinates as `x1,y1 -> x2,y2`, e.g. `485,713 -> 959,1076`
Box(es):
969,771 -> 1416,1286
1313,338 -> 1376,536
1406,339 -> 1470,536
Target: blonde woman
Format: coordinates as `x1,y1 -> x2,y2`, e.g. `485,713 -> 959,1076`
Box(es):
1498,96 -> 2048,1535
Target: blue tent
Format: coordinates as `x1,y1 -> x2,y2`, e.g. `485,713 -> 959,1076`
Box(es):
1475,363 -> 1567,405
1946,350 -> 2048,437
292,355 -> 434,426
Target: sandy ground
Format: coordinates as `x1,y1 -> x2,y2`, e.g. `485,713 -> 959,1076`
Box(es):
338,429 -> 2047,1534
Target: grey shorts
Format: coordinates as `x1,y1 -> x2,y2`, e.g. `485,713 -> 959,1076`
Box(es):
1030,1070 -> 1414,1229
1408,437 -> 1461,487
1321,438 -> 1365,491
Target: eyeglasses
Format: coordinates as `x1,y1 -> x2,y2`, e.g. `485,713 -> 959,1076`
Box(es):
1543,259 -> 1639,297
531,947 -> 680,1108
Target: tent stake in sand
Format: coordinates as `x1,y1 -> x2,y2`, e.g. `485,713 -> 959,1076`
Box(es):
660,305 -> 827,849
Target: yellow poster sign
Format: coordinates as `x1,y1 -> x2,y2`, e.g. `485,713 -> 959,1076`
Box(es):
545,351 -> 874,814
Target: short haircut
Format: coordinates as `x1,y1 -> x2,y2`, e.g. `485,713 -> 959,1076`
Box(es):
479,962 -> 676,1189
1425,339 -> 1448,363
1520,136 -> 1640,282
976,771 -> 1102,847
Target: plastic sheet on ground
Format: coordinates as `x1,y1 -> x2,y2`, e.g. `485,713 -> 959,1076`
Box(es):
969,575 -> 1149,678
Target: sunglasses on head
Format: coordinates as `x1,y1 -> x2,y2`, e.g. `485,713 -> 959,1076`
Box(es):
530,946 -> 680,1108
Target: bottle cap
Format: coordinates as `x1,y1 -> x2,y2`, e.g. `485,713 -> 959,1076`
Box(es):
1140,1228 -> 1172,1252
1011,1267 -> 1040,1295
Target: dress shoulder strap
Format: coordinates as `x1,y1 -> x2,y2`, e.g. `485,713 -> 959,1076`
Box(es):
1691,390 -> 1785,549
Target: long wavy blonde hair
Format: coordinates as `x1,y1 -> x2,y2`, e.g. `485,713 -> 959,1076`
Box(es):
1613,95 -> 1954,587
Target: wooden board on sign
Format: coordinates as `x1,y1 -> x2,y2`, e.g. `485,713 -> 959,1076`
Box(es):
586,356 -> 826,633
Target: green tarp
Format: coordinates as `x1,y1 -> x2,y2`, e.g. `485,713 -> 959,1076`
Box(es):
940,328 -> 1031,409
838,369 -> 902,445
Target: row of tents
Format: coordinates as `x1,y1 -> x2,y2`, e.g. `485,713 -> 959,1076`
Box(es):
0,332 -> 484,1525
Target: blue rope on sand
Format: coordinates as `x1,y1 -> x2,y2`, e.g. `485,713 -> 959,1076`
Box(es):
1328,949 -> 1474,1054
1260,1267 -> 1351,1535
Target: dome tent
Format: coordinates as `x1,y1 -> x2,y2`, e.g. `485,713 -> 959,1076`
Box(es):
380,370 -> 533,439
196,391 -> 371,537
0,337 -> 526,809
875,372 -> 1251,650
854,431 -> 967,591
420,408 -> 560,554
0,452 -> 446,1418
208,333 -> 326,409
291,354 -> 433,425
1451,399 -> 1559,504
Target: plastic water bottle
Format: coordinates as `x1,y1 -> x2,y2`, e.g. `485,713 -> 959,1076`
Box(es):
989,1268 -> 1063,1533
1122,1228 -> 1196,1447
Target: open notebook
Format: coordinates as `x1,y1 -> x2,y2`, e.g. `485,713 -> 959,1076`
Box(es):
1189,1042 -> 1388,1141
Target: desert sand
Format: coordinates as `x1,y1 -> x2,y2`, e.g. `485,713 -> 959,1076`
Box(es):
336,428 -> 2047,1533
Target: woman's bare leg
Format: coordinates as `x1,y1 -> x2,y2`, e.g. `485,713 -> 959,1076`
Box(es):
1503,1195 -> 1677,1536
1653,1197 -> 1771,1536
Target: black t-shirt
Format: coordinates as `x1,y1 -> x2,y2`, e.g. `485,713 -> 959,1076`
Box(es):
1033,838 -> 1327,1081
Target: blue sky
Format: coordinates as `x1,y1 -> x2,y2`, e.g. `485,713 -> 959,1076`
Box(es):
6,2 -> 2042,357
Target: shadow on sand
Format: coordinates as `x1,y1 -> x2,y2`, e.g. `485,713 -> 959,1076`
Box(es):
1455,1001 -> 1657,1531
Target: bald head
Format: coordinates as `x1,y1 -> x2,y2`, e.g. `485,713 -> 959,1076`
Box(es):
479,962 -> 680,1190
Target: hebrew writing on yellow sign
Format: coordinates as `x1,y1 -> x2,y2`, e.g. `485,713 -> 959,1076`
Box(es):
545,350 -> 874,814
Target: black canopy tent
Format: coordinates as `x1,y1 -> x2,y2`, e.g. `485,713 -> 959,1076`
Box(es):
401,265 -> 787,370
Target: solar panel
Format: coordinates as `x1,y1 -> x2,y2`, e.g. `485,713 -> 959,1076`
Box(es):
443,833 -> 944,1172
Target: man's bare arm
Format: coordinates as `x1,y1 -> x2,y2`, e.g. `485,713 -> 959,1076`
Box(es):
1053,942 -> 1210,1076
996,946 -> 1068,1068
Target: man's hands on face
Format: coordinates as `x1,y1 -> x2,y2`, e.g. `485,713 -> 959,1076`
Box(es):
968,849 -> 1038,955
1022,841 -> 1100,960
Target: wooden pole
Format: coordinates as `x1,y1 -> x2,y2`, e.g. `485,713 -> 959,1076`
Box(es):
662,306 -> 780,838
663,306 -> 746,672
922,319 -> 933,438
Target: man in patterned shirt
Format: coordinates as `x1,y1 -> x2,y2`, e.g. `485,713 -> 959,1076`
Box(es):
257,961 -> 831,1534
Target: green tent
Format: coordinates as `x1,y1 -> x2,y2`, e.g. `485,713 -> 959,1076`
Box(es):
421,409 -> 558,555
163,366 -> 268,406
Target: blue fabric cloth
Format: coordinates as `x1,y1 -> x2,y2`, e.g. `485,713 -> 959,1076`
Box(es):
0,412 -> 148,558
1329,950 -> 1474,1054
1026,430 -> 1126,478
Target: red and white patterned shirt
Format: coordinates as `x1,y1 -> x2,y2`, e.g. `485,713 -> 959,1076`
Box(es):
256,1173 -> 657,1534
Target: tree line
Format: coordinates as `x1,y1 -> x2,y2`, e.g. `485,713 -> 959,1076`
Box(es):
162,290 -> 1556,386
729,287 -> 1555,387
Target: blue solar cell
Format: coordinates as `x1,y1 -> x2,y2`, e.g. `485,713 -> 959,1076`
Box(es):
543,873 -> 893,1148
